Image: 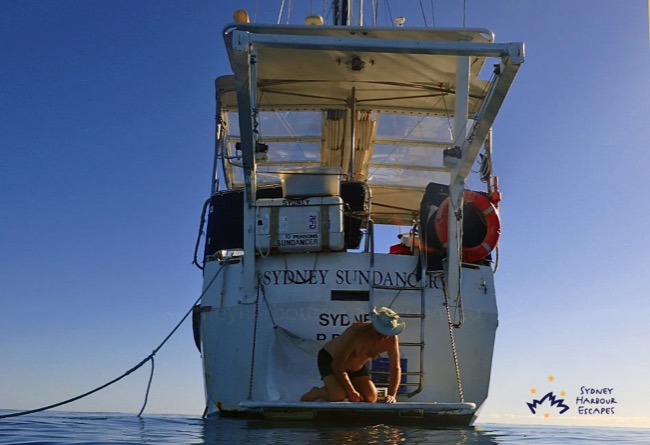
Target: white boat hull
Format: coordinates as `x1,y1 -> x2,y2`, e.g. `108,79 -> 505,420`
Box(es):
198,252 -> 497,425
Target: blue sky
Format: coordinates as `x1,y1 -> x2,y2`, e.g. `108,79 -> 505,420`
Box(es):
2,0 -> 650,428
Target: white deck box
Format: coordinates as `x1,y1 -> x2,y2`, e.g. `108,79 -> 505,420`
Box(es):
255,196 -> 345,253
280,166 -> 342,198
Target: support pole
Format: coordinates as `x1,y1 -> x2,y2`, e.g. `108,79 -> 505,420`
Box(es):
446,56 -> 470,318
232,36 -> 258,302
348,87 -> 357,179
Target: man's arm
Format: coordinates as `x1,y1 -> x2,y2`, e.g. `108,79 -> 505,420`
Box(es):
386,335 -> 401,403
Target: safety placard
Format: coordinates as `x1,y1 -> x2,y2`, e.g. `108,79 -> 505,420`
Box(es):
278,233 -> 321,248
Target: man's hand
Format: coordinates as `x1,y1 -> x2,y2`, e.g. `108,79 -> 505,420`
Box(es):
385,394 -> 397,404
347,390 -> 363,402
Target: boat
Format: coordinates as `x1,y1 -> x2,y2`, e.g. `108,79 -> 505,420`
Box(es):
192,1 -> 524,426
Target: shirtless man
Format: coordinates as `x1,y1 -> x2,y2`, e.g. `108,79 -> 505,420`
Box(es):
300,307 -> 405,404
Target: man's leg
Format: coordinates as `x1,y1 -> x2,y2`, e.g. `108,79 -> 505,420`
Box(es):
300,386 -> 326,401
351,375 -> 378,403
300,376 -> 346,401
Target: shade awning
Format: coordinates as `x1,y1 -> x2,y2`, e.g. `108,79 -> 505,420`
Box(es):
220,24 -> 497,116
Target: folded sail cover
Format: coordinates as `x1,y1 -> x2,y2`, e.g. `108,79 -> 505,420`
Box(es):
267,327 -> 324,401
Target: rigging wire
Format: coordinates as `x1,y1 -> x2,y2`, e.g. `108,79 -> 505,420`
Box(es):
323,0 -> 334,24
277,0 -> 286,24
440,87 -> 454,142
431,0 -> 435,26
463,0 -> 467,27
371,0 -> 378,26
419,0 -> 428,27
384,0 -> 393,26
286,0 -> 294,24
470,68 -> 495,117
0,263 -> 228,420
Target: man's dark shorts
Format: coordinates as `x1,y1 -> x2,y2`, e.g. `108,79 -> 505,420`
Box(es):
317,348 -> 369,380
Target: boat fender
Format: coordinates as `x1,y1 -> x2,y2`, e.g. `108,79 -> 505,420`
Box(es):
434,190 -> 500,263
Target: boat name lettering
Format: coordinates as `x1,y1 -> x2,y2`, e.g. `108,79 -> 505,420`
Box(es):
316,333 -> 341,340
259,269 -> 329,285
319,312 -> 371,327
282,198 -> 311,206
259,269 -> 440,288
336,270 -> 421,288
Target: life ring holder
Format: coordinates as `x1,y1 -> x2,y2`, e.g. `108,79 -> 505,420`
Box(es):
434,190 -> 500,263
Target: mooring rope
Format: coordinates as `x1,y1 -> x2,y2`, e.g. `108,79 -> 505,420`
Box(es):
137,356 -> 155,417
441,275 -> 465,403
0,263 -> 227,420
247,281 -> 262,400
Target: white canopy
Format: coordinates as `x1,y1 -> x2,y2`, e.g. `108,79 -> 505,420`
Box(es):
220,25 -> 495,115
216,24 -> 523,224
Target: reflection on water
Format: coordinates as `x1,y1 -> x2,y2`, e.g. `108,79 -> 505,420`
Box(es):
201,419 -> 501,445
1,412 -> 647,444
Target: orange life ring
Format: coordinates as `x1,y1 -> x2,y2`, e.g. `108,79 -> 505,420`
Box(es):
434,190 -> 500,263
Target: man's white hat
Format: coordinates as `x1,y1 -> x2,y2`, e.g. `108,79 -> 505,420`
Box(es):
370,307 -> 405,336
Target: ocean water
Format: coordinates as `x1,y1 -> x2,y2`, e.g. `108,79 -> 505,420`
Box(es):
0,411 -> 648,444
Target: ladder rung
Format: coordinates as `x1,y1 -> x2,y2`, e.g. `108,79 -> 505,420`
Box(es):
374,380 -> 422,387
369,256 -> 426,396
426,270 -> 444,276
371,371 -> 423,376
